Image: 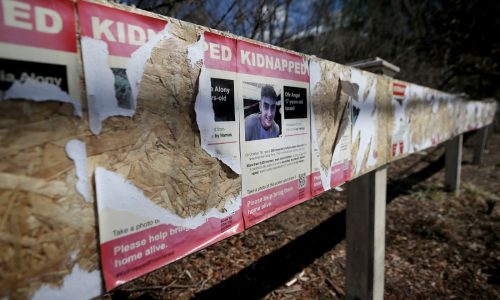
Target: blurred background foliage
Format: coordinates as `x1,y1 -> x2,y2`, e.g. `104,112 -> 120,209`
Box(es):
117,0 -> 500,100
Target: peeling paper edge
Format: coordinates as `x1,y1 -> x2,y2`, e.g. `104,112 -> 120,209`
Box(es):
392,84 -> 411,152
32,253 -> 102,300
81,37 -> 134,135
309,60 -> 331,191
65,139 -> 91,202
95,167 -> 241,231
192,35 -> 242,175
187,32 -> 205,69
2,77 -> 82,117
81,23 -> 171,135
351,69 -> 378,174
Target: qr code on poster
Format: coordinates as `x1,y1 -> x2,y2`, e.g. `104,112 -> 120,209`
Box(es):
298,172 -> 306,189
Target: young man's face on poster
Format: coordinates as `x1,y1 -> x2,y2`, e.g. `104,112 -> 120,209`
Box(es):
259,96 -> 277,129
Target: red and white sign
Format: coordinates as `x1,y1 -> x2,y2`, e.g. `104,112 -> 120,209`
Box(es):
204,32 -> 236,73
242,178 -> 302,226
393,82 -> 406,97
0,0 -> 76,52
237,40 -> 309,83
101,217 -> 243,291
78,1 -> 167,57
310,161 -> 351,196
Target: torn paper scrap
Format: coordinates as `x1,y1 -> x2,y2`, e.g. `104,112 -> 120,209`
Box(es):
65,139 -> 91,202
193,32 -> 241,174
81,37 -> 135,135
2,78 -> 82,116
187,33 -> 204,69
32,264 -> 102,300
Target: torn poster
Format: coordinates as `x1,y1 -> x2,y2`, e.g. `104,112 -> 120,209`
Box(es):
390,80 -> 411,159
0,0 -> 81,115
65,139 -> 91,203
78,0 -> 169,134
309,58 -> 352,195
194,32 -> 241,174
95,167 -> 243,291
238,40 -> 311,227
350,68 -> 380,177
461,100 -> 496,132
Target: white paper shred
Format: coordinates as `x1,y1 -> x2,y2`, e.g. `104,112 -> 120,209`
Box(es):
2,77 -> 82,116
95,167 -> 241,230
65,139 -> 91,202
309,60 -> 332,191
82,23 -> 171,135
187,33 -> 205,69
81,37 -> 134,135
32,264 -> 102,300
351,69 -> 377,174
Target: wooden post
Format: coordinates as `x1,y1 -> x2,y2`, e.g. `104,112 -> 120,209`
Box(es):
445,134 -> 463,195
346,166 -> 387,300
473,127 -> 488,165
486,123 -> 494,149
344,57 -> 396,300
495,109 -> 500,133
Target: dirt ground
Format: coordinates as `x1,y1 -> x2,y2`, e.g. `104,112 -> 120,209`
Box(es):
101,127 -> 500,299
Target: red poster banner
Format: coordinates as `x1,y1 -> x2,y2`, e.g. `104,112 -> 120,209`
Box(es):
101,217 -> 243,291
204,31 -> 237,72
242,177 -> 311,227
237,40 -> 309,82
393,82 -> 406,97
77,1 -> 167,57
0,0 -> 76,52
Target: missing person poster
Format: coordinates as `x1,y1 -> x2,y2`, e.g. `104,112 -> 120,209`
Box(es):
238,40 -> 311,227
0,0 -> 81,113
78,0 -> 168,134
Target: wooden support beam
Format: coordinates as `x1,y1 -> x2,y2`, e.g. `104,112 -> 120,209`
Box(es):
473,127 -> 488,165
486,123 -> 494,150
445,134 -> 463,195
346,167 -> 387,300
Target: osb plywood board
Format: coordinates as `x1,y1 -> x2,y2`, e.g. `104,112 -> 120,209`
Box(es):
88,20 -> 240,218
375,75 -> 391,168
0,101 -> 99,299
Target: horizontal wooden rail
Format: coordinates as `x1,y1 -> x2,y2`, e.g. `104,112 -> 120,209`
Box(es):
0,0 -> 497,298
